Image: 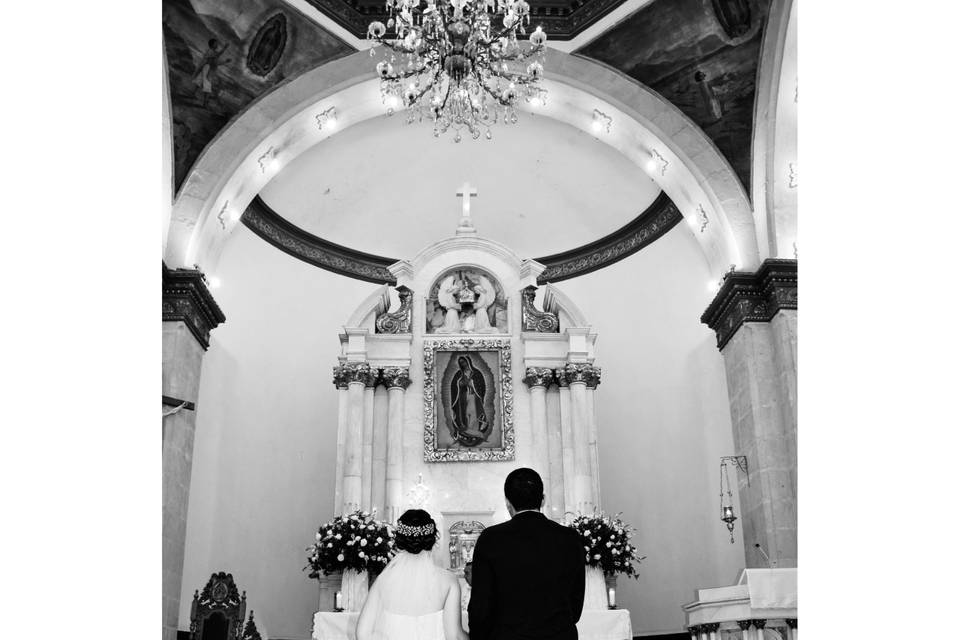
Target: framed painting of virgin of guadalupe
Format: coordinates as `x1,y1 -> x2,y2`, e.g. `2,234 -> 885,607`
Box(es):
423,337 -> 515,462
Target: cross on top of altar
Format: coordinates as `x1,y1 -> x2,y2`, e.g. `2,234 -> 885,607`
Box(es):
455,182 -> 478,236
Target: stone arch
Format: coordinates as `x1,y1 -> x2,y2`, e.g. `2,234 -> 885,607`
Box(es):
750,0 -> 798,259
165,49 -> 759,279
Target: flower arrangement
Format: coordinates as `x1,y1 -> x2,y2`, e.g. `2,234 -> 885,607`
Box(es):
306,510 -> 395,578
569,512 -> 645,578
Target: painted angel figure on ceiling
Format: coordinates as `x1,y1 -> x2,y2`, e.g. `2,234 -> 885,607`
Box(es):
436,273 -> 498,334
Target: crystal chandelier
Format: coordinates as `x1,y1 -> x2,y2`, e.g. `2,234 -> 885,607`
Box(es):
367,0 -> 548,141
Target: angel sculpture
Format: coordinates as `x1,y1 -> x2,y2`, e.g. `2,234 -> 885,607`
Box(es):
436,273 -> 499,334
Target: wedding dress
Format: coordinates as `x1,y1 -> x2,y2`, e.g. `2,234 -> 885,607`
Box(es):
362,550 -> 452,640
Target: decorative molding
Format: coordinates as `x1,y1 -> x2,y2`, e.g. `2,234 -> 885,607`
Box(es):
520,285 -> 560,333
737,620 -> 753,631
700,258 -> 797,350
423,337 -> 515,462
376,286 -> 414,334
243,193 -> 682,286
332,365 -> 350,390
535,191 -> 682,284
701,622 -> 720,632
523,366 -> 556,389
556,363 -> 601,386
381,367 -> 412,390
162,263 -> 226,351
242,196 -> 397,285
303,0 -> 628,41
751,619 -> 767,629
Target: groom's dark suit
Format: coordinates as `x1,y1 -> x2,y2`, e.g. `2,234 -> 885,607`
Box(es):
468,511 -> 586,640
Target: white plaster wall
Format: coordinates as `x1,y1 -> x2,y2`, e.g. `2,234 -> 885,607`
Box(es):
259,114 -> 662,260
180,226 -> 382,639
556,226 -> 745,634
181,221 -> 743,637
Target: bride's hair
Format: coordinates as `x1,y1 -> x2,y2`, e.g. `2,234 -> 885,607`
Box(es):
394,509 -> 438,554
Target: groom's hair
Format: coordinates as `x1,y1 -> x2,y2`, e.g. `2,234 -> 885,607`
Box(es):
504,468 -> 544,511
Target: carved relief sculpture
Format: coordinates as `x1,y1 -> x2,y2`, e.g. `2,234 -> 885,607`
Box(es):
376,286 -> 414,334
448,520 -> 486,572
427,268 -> 508,334
520,285 -> 559,333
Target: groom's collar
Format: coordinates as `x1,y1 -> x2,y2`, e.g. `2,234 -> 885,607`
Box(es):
511,509 -> 544,518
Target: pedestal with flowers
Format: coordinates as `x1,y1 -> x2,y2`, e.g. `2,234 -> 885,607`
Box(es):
306,510 -> 395,612
569,513 -> 645,611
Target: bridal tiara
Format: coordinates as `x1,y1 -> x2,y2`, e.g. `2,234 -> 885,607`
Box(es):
396,522 -> 436,536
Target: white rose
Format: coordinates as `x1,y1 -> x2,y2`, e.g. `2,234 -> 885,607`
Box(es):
606,542 -> 612,547
360,539 -> 368,547
359,551 -> 366,559
346,540 -> 354,546
327,543 -> 333,548
376,537 -> 383,544
593,554 -> 601,560
337,554 -> 345,561
316,533 -> 322,541
335,534 -> 342,540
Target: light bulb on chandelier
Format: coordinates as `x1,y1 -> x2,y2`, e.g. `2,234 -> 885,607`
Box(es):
367,0 -> 548,141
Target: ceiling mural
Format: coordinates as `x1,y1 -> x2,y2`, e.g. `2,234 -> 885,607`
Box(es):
163,0 -> 354,192
304,0 -> 627,41
577,0 -> 771,191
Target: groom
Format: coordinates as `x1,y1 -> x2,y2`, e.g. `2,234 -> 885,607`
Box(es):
468,468 -> 585,640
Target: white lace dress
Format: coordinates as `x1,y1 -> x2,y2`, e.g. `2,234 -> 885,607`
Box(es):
362,551 -> 451,640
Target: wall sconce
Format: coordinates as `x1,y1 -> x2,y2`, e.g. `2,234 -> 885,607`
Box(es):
648,149 -> 669,176
316,106 -> 338,131
591,109 -> 612,134
257,146 -> 276,173
719,455 -> 749,544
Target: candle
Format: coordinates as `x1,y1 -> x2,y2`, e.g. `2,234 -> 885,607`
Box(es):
335,591 -> 343,611
607,587 -> 616,608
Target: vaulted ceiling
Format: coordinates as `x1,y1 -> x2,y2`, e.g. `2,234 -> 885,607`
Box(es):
164,0 -> 769,196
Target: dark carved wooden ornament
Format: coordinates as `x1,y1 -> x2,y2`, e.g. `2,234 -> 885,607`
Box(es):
700,259 -> 797,350
163,263 -> 227,350
242,191 -> 681,287
189,572 -> 246,640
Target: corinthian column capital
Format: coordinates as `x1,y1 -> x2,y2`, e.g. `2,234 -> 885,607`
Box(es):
522,366 -> 555,389
380,367 -> 412,390
556,363 -> 600,386
335,362 -> 378,387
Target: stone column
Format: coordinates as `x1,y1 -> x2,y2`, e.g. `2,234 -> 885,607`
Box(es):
559,363 -> 598,515
523,367 -> 555,512
381,367 -> 411,524
361,374 -> 378,512
162,264 -> 224,640
737,620 -> 752,640
585,368 -> 602,511
557,375 -> 575,515
702,622 -> 720,640
341,362 -> 375,514
371,385 -> 389,516
332,369 -> 349,515
702,259 -> 798,569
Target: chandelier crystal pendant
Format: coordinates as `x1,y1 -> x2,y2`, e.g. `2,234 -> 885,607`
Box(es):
367,0 -> 548,141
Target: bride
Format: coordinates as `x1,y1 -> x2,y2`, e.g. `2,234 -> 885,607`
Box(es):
357,509 -> 468,640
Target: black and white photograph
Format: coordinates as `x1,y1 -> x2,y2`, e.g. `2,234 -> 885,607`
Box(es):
9,1 -> 960,640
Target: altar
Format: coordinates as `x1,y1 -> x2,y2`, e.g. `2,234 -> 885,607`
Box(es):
314,187 -> 626,637
312,609 -> 632,640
